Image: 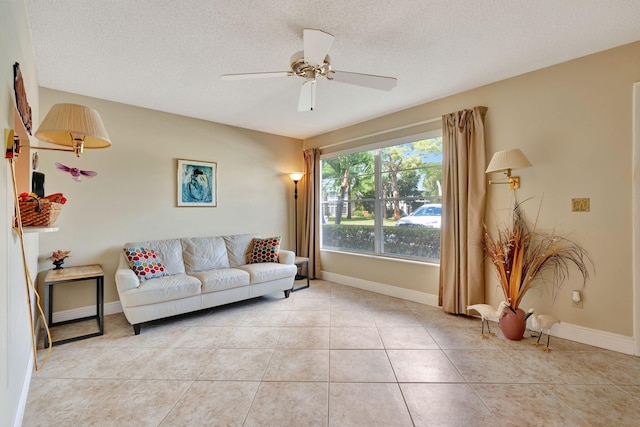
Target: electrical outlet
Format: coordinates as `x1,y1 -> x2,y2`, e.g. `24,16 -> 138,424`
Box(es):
572,198 -> 590,212
572,290 -> 583,308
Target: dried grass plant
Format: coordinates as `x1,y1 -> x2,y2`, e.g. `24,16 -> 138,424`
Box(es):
482,200 -> 593,310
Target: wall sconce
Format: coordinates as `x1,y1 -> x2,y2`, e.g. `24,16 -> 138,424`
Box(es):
6,103 -> 111,158
485,149 -> 532,189
289,172 -> 304,254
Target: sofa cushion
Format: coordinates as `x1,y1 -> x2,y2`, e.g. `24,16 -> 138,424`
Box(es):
181,236 -> 230,274
123,247 -> 168,281
119,274 -> 202,307
237,262 -> 297,284
224,233 -> 259,267
192,268 -> 250,293
125,239 -> 185,275
249,236 -> 281,263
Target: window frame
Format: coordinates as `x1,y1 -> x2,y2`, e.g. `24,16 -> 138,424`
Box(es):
319,129 -> 443,263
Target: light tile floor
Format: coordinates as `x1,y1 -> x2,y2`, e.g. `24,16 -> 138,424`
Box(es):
24,279 -> 640,426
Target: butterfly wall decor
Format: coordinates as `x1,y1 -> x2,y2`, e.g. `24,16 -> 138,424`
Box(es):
55,162 -> 97,181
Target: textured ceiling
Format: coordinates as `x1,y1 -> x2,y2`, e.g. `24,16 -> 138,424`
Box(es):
24,0 -> 640,140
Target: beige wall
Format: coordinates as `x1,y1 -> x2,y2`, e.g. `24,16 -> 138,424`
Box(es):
306,41 -> 640,337
36,89 -> 303,312
1,1 -> 42,425
322,251 -> 441,295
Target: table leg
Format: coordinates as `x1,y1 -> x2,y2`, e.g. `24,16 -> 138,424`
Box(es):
292,260 -> 310,291
44,283 -> 52,348
97,276 -> 104,335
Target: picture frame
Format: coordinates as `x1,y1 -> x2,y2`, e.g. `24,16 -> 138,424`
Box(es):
177,159 -> 217,207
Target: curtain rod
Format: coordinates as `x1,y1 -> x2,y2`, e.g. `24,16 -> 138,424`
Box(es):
318,116 -> 441,150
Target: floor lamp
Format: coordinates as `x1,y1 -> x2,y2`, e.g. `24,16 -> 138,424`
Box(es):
289,172 -> 304,255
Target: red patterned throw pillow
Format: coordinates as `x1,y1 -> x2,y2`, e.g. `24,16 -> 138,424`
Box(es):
249,236 -> 281,263
124,247 -> 168,281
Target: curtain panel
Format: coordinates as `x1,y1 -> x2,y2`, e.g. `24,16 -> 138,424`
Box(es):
439,106 -> 488,314
300,148 -> 321,278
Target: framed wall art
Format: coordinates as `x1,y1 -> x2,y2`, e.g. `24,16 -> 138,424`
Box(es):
14,62 -> 33,135
177,159 -> 217,207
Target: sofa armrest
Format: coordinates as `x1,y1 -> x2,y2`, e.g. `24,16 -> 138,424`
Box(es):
115,252 -> 140,293
278,249 -> 295,265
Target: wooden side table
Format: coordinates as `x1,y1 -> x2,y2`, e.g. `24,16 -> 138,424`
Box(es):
292,256 -> 310,291
43,264 -> 104,348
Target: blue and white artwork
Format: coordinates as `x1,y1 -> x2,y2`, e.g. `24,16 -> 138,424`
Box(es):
177,159 -> 217,206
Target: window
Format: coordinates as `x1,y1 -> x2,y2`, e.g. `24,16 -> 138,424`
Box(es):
320,131 -> 443,262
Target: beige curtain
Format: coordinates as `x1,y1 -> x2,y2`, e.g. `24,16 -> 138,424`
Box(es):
300,148 -> 321,278
439,106 -> 488,314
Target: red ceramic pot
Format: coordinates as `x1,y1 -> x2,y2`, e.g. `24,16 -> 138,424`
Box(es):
499,307 -> 527,340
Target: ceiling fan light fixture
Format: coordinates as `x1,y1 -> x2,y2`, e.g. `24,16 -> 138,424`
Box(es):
222,29 -> 398,111
290,53 -> 331,78
290,51 -> 306,75
317,58 -> 331,76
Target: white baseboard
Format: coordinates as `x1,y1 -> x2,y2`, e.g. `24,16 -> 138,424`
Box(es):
52,301 -> 123,323
14,355 -> 34,427
320,270 -> 636,355
552,321 -> 635,355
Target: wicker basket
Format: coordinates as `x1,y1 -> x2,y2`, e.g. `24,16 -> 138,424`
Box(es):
18,198 -> 63,227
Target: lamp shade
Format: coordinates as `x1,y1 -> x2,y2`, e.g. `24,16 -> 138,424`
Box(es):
35,103 -> 111,149
485,149 -> 532,174
289,172 -> 304,182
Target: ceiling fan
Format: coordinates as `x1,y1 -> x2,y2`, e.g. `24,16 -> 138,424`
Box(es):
221,29 -> 398,112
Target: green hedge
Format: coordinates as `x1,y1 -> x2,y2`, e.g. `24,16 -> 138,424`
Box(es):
322,224 -> 441,260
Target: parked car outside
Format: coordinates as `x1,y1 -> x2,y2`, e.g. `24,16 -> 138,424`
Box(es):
395,203 -> 442,228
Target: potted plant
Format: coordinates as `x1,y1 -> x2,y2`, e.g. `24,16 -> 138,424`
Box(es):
482,200 -> 593,339
48,250 -> 71,270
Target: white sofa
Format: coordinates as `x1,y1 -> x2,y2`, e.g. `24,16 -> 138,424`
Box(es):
115,233 -> 297,334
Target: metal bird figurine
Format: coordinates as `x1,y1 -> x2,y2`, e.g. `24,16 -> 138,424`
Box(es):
467,301 -> 509,338
55,162 -> 97,181
530,313 -> 560,352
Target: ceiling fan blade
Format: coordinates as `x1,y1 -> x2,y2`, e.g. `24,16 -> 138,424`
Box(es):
329,70 -> 397,91
303,29 -> 334,66
221,71 -> 292,80
298,79 -> 317,112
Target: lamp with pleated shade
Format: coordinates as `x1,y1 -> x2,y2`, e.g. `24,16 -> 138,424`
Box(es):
34,103 -> 111,157
485,149 -> 532,189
